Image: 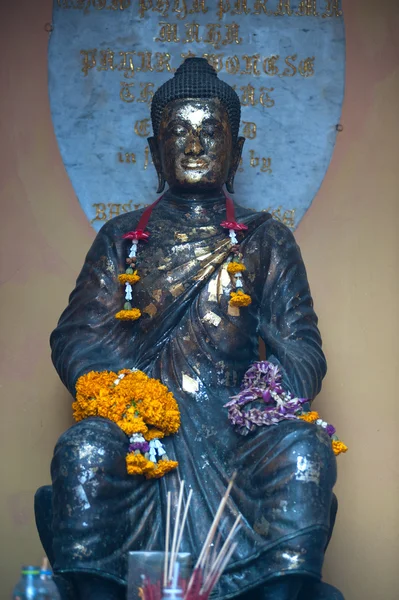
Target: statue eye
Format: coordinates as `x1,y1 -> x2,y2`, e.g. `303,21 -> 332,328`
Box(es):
202,125 -> 217,137
172,126 -> 187,136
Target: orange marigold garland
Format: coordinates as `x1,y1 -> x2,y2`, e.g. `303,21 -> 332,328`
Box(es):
74,369 -> 180,479
222,193 -> 252,309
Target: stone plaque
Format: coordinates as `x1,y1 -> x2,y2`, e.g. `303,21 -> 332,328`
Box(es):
49,0 -> 345,231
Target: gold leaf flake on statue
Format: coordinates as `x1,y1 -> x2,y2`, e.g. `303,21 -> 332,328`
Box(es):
202,311 -> 222,327
194,246 -> 211,258
143,303 -> 157,317
194,264 -> 216,282
174,232 -> 188,242
207,278 -> 218,302
152,289 -> 162,303
182,373 -> 199,394
170,283 -> 185,297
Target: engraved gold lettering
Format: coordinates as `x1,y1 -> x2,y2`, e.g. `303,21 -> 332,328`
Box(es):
231,0 -> 250,15
152,0 -> 170,17
172,0 -> 187,19
259,87 -> 275,107
189,0 -> 207,14
123,153 -> 136,163
184,21 -> 202,43
81,49 -> 97,76
263,55 -> 279,76
110,0 -> 131,9
120,81 -> 135,102
261,157 -> 272,173
156,22 -> 180,42
249,150 -> 259,168
154,52 -> 173,72
97,48 -> 115,72
282,54 -> 297,77
241,54 -> 261,76
137,82 -> 155,103
242,121 -> 257,139
217,0 -> 230,20
139,0 -> 152,17
267,207 -> 295,229
253,0 -> 270,14
322,0 -> 343,17
240,83 -> 257,106
118,51 -> 135,78
134,118 -> 151,137
91,203 -> 107,223
204,23 -> 222,49
298,56 -> 315,76
202,53 -> 224,72
121,201 -> 132,213
274,0 -> 292,15
297,0 -> 318,16
137,51 -> 153,72
282,208 -> 295,229
225,55 -> 240,74
223,22 -> 242,46
108,203 -> 122,218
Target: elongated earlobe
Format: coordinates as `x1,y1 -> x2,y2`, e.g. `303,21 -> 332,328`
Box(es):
148,137 -> 166,193
226,136 -> 245,194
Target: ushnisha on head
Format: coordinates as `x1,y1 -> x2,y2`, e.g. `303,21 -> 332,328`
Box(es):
148,58 -> 245,194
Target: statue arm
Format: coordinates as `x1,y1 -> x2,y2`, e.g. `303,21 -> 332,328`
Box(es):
257,220 -> 327,400
50,224 -> 129,396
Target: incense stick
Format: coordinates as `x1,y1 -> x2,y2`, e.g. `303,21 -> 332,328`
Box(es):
203,542 -> 238,596
163,491 -> 171,588
186,474 -> 236,595
202,515 -> 241,593
197,474 -> 236,570
174,488 -> 193,557
168,479 -> 185,583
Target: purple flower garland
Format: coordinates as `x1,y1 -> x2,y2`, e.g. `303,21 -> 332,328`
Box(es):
223,361 -> 308,436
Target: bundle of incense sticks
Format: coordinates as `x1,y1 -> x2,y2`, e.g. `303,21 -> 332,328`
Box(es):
140,476 -> 240,600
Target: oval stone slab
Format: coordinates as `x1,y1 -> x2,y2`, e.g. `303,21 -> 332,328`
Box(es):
49,0 -> 345,231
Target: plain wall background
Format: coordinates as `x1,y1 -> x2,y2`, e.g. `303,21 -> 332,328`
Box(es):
0,1 -> 398,598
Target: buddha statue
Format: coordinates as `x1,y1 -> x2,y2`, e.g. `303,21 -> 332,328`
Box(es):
35,58 -> 344,600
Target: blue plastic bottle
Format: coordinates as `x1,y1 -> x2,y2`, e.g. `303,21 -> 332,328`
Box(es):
12,566 -> 41,599
37,564 -> 61,600
12,562 -> 61,600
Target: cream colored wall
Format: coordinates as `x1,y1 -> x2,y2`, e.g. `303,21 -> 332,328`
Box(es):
0,1 -> 398,598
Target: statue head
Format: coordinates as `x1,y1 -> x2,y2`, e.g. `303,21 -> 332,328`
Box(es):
149,58 -> 245,195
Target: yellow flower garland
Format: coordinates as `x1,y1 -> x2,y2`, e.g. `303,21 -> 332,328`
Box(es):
227,261 -> 246,274
229,290 -> 252,307
299,411 -> 319,423
74,369 -> 181,479
115,309 -> 142,321
332,440 -> 348,456
118,272 -> 141,285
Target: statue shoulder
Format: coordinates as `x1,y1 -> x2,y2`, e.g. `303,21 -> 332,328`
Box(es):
95,208 -> 147,240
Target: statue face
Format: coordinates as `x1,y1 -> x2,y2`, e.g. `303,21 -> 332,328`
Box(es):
157,98 -> 233,191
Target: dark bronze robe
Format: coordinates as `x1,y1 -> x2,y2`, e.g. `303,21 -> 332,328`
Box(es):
49,193 -> 336,599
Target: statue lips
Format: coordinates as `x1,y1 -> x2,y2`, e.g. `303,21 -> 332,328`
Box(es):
180,157 -> 209,171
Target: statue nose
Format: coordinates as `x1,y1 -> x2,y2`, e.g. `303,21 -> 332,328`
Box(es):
184,132 -> 203,156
